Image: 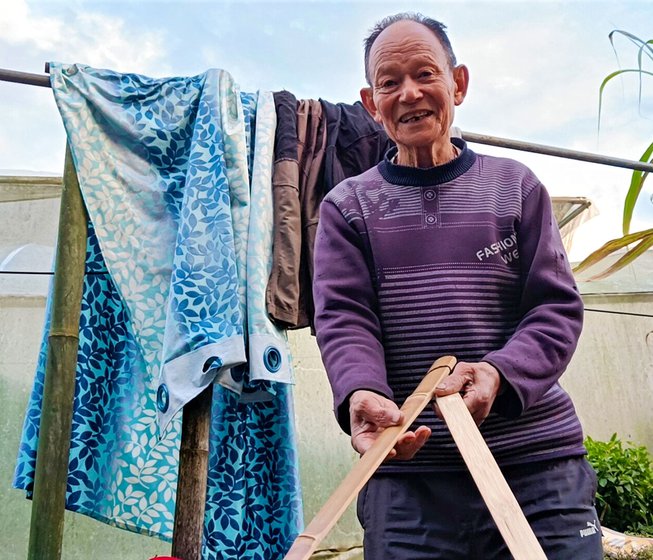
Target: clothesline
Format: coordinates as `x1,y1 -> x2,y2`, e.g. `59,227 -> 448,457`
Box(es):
1,66 -> 653,174
584,307 -> 653,318
5,264 -> 653,316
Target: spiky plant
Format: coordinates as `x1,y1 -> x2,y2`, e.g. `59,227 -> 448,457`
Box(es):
573,31 -> 653,280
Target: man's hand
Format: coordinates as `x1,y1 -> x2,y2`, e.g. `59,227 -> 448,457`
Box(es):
433,361 -> 502,426
349,390 -> 431,460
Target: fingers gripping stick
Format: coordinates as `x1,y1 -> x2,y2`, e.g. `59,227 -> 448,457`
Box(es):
283,356 -> 457,560
436,392 -> 548,560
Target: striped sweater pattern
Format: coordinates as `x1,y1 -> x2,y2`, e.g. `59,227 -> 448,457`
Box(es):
313,139 -> 586,471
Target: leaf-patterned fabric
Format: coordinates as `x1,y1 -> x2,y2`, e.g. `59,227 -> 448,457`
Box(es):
14,64 -> 302,558
247,91 -> 294,384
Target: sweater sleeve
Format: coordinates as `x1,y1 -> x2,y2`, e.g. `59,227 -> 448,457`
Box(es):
483,182 -> 584,418
312,198 -> 392,433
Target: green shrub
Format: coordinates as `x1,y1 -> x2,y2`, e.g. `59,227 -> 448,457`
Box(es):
585,434 -> 653,536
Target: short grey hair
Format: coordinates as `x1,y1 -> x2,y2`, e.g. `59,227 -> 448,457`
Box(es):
363,12 -> 457,85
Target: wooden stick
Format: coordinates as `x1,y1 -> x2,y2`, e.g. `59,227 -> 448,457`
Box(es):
284,355 -> 457,560
437,393 -> 548,560
27,144 -> 87,560
172,385 -> 213,560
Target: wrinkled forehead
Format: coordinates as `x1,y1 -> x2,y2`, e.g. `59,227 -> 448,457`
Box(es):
369,21 -> 451,74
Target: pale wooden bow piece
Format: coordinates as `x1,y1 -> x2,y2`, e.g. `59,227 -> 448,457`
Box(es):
284,355 -> 547,560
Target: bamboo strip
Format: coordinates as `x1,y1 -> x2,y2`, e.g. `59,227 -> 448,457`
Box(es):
283,355 -> 457,560
437,393 -> 548,560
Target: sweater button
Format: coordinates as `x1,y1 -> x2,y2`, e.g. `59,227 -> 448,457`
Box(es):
423,189 -> 436,201
425,214 -> 437,225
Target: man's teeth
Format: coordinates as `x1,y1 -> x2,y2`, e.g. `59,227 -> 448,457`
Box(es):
401,112 -> 430,123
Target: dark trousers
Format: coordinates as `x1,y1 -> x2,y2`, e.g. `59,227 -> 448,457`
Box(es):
357,457 -> 604,559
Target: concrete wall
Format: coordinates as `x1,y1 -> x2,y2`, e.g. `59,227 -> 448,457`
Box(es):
562,293 -> 653,451
289,329 -> 364,557
0,193 -> 173,558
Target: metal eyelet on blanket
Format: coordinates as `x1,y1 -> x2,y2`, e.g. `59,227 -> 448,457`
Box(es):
231,364 -> 245,383
202,356 -> 223,373
156,384 -> 170,413
263,346 -> 282,373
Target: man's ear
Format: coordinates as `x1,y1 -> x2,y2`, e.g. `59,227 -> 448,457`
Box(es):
453,65 -> 469,106
360,87 -> 381,122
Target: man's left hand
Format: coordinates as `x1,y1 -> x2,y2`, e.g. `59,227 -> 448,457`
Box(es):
433,361 -> 502,426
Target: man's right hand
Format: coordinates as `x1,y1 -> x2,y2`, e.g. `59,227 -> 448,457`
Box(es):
349,390 -> 431,460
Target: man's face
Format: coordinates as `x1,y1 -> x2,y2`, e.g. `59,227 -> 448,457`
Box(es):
361,20 -> 468,161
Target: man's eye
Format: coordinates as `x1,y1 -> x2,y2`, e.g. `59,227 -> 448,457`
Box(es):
419,71 -> 433,79
379,80 -> 396,88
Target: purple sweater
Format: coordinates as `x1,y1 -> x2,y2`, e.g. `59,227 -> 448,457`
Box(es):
313,139 -> 586,471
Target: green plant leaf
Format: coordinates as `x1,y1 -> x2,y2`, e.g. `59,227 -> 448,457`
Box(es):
597,69 -> 653,134
608,30 -> 653,59
585,434 -> 653,534
585,232 -> 653,281
592,30 -> 653,279
572,228 -> 653,275
608,30 -> 653,96
623,141 -> 653,235
608,30 -> 653,76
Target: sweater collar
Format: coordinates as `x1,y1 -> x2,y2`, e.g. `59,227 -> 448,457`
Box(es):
378,137 -> 476,186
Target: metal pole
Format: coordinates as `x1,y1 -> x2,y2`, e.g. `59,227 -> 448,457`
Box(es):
1,66 -> 652,174
0,67 -> 50,87
27,144 -> 87,560
461,131 -> 653,174
172,385 -> 213,560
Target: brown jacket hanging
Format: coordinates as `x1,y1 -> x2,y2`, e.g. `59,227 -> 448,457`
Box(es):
267,94 -> 326,330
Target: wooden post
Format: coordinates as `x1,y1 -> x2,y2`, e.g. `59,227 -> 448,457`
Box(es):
172,385 -> 213,560
27,144 -> 87,560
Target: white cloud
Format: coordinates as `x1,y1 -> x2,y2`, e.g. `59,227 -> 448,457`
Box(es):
451,4 -> 650,155
70,12 -> 168,74
0,0 -> 66,51
1,0 -> 651,216
0,0 -> 172,173
0,0 -> 169,75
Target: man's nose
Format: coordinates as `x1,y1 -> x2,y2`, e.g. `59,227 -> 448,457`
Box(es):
399,77 -> 423,103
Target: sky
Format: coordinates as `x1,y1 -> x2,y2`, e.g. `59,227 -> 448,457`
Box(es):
0,0 -> 652,262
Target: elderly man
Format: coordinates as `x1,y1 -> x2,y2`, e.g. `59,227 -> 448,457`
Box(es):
312,12 -> 603,559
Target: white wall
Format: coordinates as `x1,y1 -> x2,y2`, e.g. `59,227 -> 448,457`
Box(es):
562,294 -> 653,451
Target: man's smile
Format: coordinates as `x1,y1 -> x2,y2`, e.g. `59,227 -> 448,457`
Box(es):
398,110 -> 433,123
